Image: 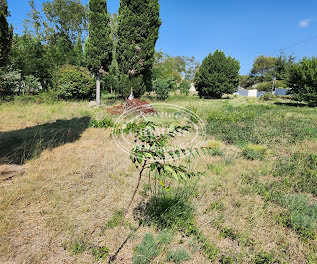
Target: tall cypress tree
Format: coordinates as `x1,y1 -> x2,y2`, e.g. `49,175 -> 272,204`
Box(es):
0,0 -> 13,67
117,0 -> 161,98
85,0 -> 112,106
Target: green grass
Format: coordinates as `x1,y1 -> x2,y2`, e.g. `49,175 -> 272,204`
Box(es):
1,96 -> 316,263
207,104 -> 317,147
272,152 -> 317,196
166,248 -> 190,263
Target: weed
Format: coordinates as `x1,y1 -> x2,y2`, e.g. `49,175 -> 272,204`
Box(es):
103,209 -> 124,230
241,144 -> 267,160
253,251 -> 278,264
219,227 -> 238,241
71,238 -> 87,255
157,229 -> 174,245
166,248 -> 190,263
91,246 -> 109,261
133,233 -> 160,264
243,174 -> 317,239
204,201 -> 225,213
219,254 -> 236,264
272,152 -> 317,196
207,104 -> 317,147
136,186 -> 195,230
90,117 -> 114,128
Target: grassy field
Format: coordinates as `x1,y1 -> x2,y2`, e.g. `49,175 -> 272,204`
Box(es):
0,95 -> 316,263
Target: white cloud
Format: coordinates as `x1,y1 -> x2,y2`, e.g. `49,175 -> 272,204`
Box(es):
299,19 -> 313,28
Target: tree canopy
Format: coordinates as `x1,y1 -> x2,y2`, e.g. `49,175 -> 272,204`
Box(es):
0,0 -> 13,66
195,50 -> 240,99
288,57 -> 317,106
251,55 -> 277,78
85,0 -> 112,75
116,0 -> 161,97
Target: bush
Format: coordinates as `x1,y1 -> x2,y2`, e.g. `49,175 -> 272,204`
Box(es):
195,50 -> 240,99
259,92 -> 275,101
55,64 -> 94,100
90,117 -> 114,129
256,82 -> 272,92
179,80 -> 191,96
153,78 -> 170,100
0,68 -> 21,97
14,90 -> 59,104
120,74 -> 146,98
287,57 -> 317,106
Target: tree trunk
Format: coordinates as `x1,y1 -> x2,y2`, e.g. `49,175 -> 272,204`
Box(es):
96,74 -> 101,106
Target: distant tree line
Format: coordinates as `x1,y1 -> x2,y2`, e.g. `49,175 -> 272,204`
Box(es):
0,0 -> 161,102
0,0 -> 316,106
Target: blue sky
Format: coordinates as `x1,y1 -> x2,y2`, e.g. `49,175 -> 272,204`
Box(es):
7,0 -> 317,74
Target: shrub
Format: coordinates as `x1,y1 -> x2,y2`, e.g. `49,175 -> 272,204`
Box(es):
195,50 -> 240,99
133,233 -> 160,264
179,80 -> 191,96
0,68 -> 21,97
55,64 -> 94,100
241,144 -> 267,160
166,248 -> 190,263
256,82 -> 273,92
23,75 -> 41,95
14,90 -> 59,104
90,117 -> 114,129
259,92 -> 275,101
287,57 -> 317,106
153,78 -> 170,100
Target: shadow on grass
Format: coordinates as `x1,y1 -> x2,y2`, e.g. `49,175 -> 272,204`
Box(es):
0,116 -> 91,165
274,102 -> 308,107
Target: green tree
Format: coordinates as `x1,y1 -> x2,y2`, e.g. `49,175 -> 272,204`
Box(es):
116,0 -> 161,98
272,51 -> 295,80
72,35 -> 84,66
10,34 -> 51,89
251,55 -> 277,79
42,0 -> 87,44
23,0 -> 43,39
0,0 -> 13,67
287,57 -> 317,107
153,52 -> 199,85
195,50 -> 240,99
85,0 -> 112,106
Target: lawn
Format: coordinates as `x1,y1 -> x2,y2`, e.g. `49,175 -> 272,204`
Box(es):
0,95 -> 316,263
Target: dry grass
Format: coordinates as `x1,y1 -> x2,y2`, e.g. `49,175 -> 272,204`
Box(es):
0,97 -> 316,263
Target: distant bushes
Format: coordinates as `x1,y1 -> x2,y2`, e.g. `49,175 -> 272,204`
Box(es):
54,64 -> 94,100
256,82 -> 272,92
